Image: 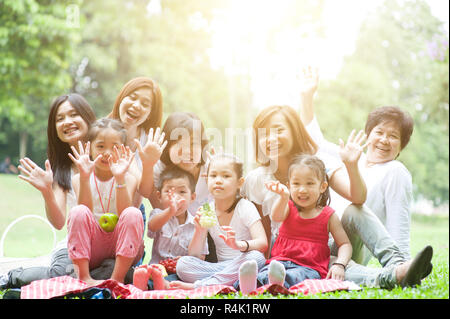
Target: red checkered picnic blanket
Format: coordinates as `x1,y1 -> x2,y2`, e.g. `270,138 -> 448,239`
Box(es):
20,276 -> 360,299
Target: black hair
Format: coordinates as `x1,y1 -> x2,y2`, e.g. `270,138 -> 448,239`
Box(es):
87,118 -> 127,144
160,112 -> 209,167
47,93 -> 96,191
288,154 -> 330,210
207,153 -> 243,213
157,165 -> 196,193
365,106 -> 414,151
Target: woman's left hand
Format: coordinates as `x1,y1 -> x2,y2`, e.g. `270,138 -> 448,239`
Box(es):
299,65 -> 319,98
338,129 -> 369,165
134,127 -> 167,167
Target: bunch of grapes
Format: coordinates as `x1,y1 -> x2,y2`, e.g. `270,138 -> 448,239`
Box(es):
159,258 -> 178,274
199,203 -> 217,228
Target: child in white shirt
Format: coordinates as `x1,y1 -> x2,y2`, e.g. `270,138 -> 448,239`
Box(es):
133,166 -> 208,290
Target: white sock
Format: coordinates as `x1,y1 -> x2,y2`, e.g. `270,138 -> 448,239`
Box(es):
268,260 -> 286,286
239,260 -> 258,294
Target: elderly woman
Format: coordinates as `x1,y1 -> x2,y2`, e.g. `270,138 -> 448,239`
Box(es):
303,103 -> 414,259
296,68 -> 432,288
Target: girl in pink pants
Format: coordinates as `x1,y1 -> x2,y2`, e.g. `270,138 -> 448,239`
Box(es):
68,205 -> 144,271
68,118 -> 144,285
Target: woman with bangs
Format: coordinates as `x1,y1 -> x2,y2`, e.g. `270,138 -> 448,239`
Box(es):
1,77 -> 167,289
1,94 -> 96,289
108,77 -> 165,209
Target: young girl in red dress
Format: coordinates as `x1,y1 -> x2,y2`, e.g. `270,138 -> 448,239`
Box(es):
238,154 -> 352,293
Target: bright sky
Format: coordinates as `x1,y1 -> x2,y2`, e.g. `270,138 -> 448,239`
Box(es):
205,0 -> 449,109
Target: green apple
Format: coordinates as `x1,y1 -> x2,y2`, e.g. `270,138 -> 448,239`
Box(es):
99,213 -> 119,232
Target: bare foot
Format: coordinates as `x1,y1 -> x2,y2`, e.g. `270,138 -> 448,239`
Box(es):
150,266 -> 169,290
133,266 -> 150,291
168,280 -> 195,290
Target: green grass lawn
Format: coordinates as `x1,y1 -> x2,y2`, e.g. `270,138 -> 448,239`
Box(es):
0,173 -> 448,299
0,174 -> 154,262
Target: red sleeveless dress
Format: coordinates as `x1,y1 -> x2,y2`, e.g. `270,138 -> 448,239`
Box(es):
268,201 -> 334,279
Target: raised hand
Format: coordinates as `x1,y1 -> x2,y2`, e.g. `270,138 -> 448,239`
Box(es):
134,127 -> 167,167
265,181 -> 290,198
166,189 -> 186,216
299,65 -> 319,98
201,145 -> 224,178
109,144 -> 135,179
205,145 -> 224,162
68,141 -> 100,179
338,129 -> 369,165
18,158 -> 53,193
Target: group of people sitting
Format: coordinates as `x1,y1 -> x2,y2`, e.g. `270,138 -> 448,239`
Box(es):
0,70 -> 433,296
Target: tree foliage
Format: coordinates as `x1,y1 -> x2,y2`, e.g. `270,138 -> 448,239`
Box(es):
0,0 -> 447,205
0,0 -> 80,161
71,0 -> 233,130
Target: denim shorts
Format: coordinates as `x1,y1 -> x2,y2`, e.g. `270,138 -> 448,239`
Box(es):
256,260 -> 321,289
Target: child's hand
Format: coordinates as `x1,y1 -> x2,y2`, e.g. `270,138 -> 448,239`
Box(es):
265,181 -> 290,198
68,141 -> 101,179
166,189 -> 186,216
193,210 -> 206,231
109,144 -> 135,179
134,127 -> 167,167
18,158 -> 53,194
338,130 -> 369,166
326,264 -> 346,281
218,226 -> 240,250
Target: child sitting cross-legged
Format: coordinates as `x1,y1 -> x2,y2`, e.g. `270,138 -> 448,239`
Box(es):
238,154 -> 352,293
133,166 -> 208,290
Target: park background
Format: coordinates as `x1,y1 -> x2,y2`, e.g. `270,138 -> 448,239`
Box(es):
0,0 -> 448,299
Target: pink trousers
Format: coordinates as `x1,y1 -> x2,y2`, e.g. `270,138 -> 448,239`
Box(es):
67,205 -> 144,269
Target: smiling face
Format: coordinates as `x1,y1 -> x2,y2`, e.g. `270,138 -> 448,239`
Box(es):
55,101 -> 90,146
288,165 -> 328,212
366,121 -> 402,164
118,87 -> 152,128
168,136 -> 203,173
257,112 -> 294,162
90,127 -> 125,173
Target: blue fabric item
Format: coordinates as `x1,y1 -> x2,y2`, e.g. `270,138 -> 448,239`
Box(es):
54,287 -> 112,299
